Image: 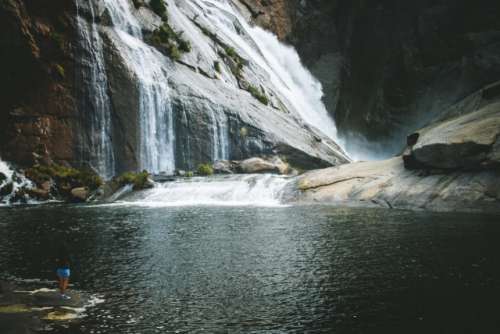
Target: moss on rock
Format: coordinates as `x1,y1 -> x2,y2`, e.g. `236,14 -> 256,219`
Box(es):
25,164 -> 103,191
197,164 -> 214,176
115,170 -> 152,190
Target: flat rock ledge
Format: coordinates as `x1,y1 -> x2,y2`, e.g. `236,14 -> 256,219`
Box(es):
0,281 -> 90,334
288,157 -> 500,213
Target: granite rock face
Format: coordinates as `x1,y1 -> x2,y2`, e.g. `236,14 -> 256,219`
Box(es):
403,82 -> 500,170
290,89 -> 500,213
291,157 -> 500,213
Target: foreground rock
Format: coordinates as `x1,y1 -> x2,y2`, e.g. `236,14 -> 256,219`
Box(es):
0,281 -> 90,334
290,157 -> 500,213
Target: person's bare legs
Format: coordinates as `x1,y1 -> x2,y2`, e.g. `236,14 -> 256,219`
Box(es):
58,277 -> 69,295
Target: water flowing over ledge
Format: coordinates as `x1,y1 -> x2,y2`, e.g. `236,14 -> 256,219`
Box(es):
113,174 -> 292,207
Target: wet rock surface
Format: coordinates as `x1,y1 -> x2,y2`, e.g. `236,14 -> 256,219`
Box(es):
0,281 -> 89,334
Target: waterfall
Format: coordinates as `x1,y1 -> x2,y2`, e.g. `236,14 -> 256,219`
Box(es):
0,158 -> 33,205
183,0 -> 342,146
75,0 -> 115,179
208,105 -> 230,161
102,0 -> 176,174
118,174 -> 291,207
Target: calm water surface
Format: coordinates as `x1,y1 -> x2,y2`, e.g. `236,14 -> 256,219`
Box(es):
0,205 -> 499,333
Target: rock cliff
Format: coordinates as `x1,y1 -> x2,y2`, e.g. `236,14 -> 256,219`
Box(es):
245,0 -> 500,158
0,0 -> 349,176
0,0 -> 78,167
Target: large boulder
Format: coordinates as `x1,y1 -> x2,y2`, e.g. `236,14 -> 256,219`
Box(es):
239,157 -> 279,174
238,157 -> 290,174
70,187 -> 89,203
407,100 -> 500,170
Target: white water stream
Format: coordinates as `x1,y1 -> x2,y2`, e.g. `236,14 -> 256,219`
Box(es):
76,0 -> 115,178
103,0 -> 176,174
117,174 -> 290,207
182,0 -> 342,143
0,158 -> 33,205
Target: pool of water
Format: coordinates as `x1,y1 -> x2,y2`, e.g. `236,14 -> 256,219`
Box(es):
0,204 -> 499,333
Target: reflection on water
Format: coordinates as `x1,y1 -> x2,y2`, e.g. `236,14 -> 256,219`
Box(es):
0,205 -> 499,333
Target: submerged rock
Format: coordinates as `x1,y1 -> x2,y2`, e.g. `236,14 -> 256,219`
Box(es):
0,281 -> 92,334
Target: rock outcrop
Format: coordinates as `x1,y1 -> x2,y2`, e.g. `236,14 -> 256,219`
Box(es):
290,89 -> 500,213
291,157 -> 500,213
404,83 -> 500,170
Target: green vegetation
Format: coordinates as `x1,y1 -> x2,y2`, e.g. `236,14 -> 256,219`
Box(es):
50,31 -> 65,50
132,0 -> 143,9
54,64 -> 65,78
214,61 -> 221,73
150,0 -> 168,20
25,164 -> 103,191
116,170 -> 151,190
185,171 -> 194,177
222,46 -> 245,78
197,163 -> 214,176
149,22 -> 191,61
247,85 -> 269,105
0,172 -> 6,183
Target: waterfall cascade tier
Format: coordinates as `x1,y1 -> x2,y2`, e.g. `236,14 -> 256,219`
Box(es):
102,0 -> 175,174
118,174 -> 291,207
183,0 -> 342,144
72,0 -> 349,177
75,0 -> 115,179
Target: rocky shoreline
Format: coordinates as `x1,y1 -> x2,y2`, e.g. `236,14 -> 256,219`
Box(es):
289,87 -> 500,213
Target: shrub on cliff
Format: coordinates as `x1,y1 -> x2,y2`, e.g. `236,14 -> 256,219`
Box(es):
197,164 -> 214,176
248,85 -> 269,105
116,171 -> 152,190
150,0 -> 168,20
149,23 -> 191,61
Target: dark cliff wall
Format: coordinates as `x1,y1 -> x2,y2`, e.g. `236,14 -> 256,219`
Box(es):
246,0 -> 500,157
0,0 -> 78,167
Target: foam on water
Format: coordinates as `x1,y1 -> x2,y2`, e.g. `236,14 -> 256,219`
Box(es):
116,174 -> 291,207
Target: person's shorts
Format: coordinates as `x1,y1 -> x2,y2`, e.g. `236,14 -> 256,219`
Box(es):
56,268 -> 70,279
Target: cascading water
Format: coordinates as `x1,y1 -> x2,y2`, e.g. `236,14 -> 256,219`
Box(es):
0,158 -> 33,205
182,0 -> 343,147
208,105 -> 230,161
102,0 -> 175,174
118,174 -> 291,207
75,0 -> 115,179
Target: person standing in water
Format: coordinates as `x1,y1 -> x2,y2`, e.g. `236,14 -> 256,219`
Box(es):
56,257 -> 71,299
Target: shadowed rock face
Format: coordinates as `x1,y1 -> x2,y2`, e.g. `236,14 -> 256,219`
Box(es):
247,0 -> 500,157
0,0 -> 77,167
